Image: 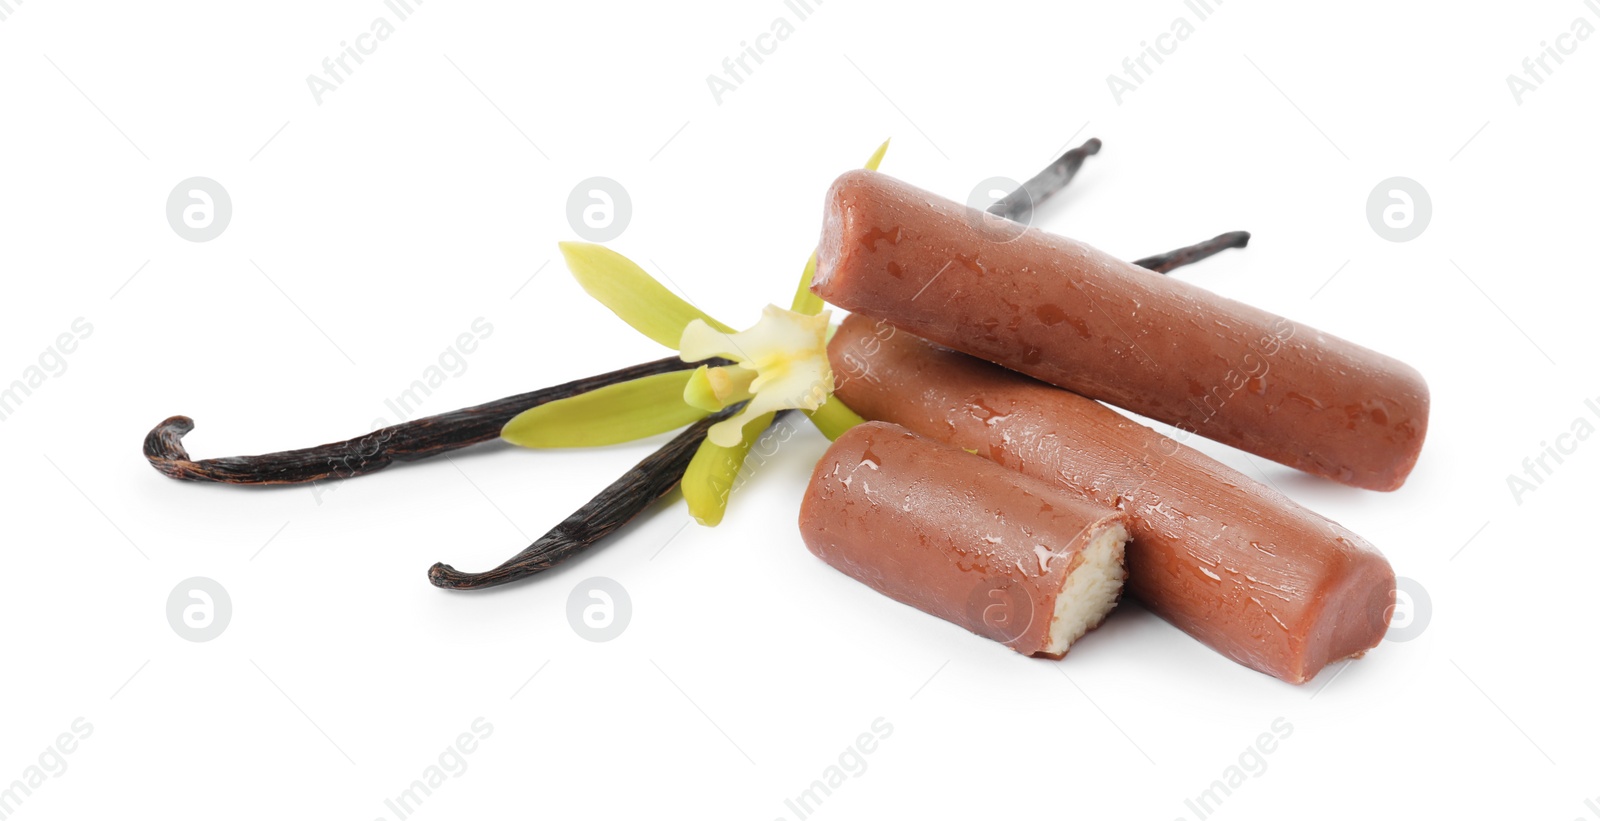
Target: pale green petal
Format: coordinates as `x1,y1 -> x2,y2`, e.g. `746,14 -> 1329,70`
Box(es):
803,395 -> 867,441
708,387 -> 792,448
501,371 -> 710,448
791,140 -> 889,315
864,138 -> 890,171
679,318 -> 744,364
683,365 -> 756,412
559,242 -> 733,349
683,366 -> 721,412
682,411 -> 777,526
790,252 -> 825,316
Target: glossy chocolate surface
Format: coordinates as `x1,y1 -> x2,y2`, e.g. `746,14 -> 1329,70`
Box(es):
828,315 -> 1396,683
813,170 -> 1429,491
800,421 -> 1127,657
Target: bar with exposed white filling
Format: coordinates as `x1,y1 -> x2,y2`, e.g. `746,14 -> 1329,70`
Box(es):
827,315 -> 1398,683
799,420 -> 1130,657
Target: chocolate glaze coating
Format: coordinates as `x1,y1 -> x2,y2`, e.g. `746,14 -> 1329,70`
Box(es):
812,170 -> 1429,491
800,421 -> 1128,658
828,315 -> 1396,683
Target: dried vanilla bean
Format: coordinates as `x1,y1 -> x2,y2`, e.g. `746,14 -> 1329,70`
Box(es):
428,408 -> 790,590
143,356 -> 711,485
1133,231 -> 1251,274
987,137 -> 1101,223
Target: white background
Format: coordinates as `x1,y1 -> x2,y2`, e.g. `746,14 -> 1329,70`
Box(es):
2,1 -> 1597,818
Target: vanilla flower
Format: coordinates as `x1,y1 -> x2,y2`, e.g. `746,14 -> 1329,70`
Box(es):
500,140 -> 889,525
680,306 -> 833,447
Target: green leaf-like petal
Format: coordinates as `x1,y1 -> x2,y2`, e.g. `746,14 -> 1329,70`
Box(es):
501,371 -> 710,448
791,140 -> 889,316
559,242 -> 733,349
683,365 -> 756,412
803,395 -> 866,441
683,411 -> 777,526
864,138 -> 890,172
683,366 -> 722,412
790,251 -> 825,316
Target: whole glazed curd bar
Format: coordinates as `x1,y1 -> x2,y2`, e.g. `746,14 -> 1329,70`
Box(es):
799,421 -> 1131,658
811,170 -> 1430,492
827,315 -> 1396,683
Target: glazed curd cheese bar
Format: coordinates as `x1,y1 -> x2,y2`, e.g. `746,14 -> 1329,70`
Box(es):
811,170 -> 1429,492
800,421 -> 1130,658
828,315 -> 1395,683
